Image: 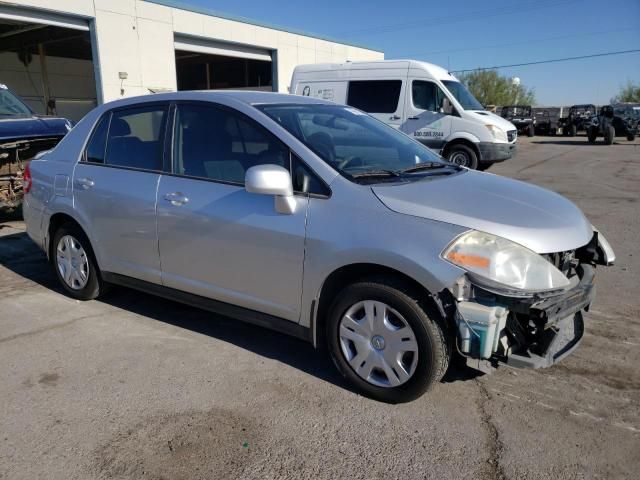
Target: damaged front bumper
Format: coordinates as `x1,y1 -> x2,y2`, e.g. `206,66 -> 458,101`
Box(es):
452,263 -> 595,373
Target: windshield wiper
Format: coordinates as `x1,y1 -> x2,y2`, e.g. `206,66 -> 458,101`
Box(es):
350,169 -> 402,179
396,162 -> 450,174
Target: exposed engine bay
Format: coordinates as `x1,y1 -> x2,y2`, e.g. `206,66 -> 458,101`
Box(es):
0,137 -> 60,213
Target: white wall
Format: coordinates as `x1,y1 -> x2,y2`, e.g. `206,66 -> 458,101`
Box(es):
1,0 -> 383,104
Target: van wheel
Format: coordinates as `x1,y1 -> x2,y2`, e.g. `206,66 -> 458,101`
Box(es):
52,223 -> 104,300
326,277 -> 450,403
446,144 -> 478,169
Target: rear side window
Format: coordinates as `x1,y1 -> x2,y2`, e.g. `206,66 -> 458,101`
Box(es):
104,105 -> 168,171
347,80 -> 402,114
85,114 -> 110,164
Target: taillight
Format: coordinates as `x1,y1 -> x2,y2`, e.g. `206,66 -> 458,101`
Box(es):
23,163 -> 32,194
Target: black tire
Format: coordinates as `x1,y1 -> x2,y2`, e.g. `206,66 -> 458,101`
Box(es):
604,125 -> 614,145
527,123 -> 535,137
587,127 -> 597,144
627,133 -> 635,142
569,124 -> 577,137
326,277 -> 451,403
51,222 -> 104,300
477,163 -> 492,171
445,144 -> 479,169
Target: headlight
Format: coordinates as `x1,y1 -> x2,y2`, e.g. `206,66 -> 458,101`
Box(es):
442,230 -> 570,294
485,124 -> 508,142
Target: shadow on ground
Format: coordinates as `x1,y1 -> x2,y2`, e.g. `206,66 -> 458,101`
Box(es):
0,229 -> 478,394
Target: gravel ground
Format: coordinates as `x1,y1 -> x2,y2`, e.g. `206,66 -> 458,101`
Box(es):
0,135 -> 638,479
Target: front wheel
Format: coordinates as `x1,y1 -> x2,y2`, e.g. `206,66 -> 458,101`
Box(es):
52,223 -> 104,300
327,278 -> 450,403
445,144 -> 479,169
587,127 -> 597,143
627,133 -> 635,141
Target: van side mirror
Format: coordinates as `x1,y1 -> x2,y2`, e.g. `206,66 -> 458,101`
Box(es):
245,164 -> 296,214
441,97 -> 453,115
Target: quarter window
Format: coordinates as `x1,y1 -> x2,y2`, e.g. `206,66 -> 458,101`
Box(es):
347,80 -> 402,114
104,105 -> 168,171
412,80 -> 447,112
85,114 -> 110,164
172,104 -> 288,184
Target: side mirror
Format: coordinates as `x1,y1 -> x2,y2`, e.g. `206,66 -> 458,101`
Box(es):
441,97 -> 453,115
245,164 -> 296,214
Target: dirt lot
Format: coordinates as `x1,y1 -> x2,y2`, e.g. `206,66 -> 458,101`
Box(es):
1,135 -> 639,480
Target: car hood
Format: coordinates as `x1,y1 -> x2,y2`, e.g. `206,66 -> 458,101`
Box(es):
0,115 -> 70,142
372,170 -> 593,254
467,110 -> 516,133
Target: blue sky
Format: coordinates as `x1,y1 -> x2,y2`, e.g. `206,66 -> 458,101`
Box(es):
185,0 -> 639,105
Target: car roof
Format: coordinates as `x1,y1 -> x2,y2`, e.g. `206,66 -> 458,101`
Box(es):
97,90 -> 334,111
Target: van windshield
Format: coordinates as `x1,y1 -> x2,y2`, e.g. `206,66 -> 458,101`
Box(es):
442,81 -> 484,111
256,103 -> 453,183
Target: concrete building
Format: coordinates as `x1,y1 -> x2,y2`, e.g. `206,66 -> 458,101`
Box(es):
0,0 -> 383,121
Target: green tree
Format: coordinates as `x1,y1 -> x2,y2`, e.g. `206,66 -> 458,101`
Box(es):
456,70 -> 536,107
611,80 -> 640,103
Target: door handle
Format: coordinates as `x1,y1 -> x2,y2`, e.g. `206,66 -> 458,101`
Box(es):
164,192 -> 189,206
77,177 -> 94,189
407,116 -> 420,120
389,114 -> 401,120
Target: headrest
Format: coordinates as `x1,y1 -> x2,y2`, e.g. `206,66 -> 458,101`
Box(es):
110,118 -> 131,137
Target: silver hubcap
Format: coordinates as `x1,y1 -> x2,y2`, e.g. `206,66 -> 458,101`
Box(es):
449,152 -> 469,166
56,235 -> 89,290
339,300 -> 419,388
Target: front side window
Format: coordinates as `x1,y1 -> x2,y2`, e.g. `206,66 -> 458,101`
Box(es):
412,80 -> 447,112
104,105 -> 168,170
347,80 -> 402,114
257,103 -> 447,183
173,103 -> 288,184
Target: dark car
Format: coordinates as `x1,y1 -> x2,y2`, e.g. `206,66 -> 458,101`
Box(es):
0,83 -> 72,213
500,105 -> 535,137
558,104 -> 596,136
587,105 -> 637,145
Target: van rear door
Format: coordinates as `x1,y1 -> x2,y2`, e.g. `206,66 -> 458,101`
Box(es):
345,79 -> 406,129
401,78 -> 452,151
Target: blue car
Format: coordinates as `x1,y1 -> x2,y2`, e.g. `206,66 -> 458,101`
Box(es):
1,83 -> 73,213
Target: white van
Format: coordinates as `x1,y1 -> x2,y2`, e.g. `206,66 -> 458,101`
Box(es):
290,60 -> 517,170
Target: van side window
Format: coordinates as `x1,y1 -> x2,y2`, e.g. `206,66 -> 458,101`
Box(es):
172,103 -> 289,184
85,114 -> 110,164
105,105 -> 168,171
412,81 -> 446,112
347,80 -> 402,114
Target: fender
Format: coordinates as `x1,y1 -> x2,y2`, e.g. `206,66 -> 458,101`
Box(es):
444,131 -> 481,145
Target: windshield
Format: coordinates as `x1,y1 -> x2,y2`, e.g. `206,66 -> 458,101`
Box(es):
256,103 -> 450,182
0,87 -> 33,116
442,80 -> 484,111
502,106 -> 531,117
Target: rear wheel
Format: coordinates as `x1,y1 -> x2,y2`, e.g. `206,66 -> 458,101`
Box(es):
445,144 -> 479,169
327,277 -> 450,403
604,125 -> 615,145
52,223 -> 103,300
527,123 -> 535,137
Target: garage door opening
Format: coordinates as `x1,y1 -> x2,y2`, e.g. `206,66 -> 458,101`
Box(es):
0,18 -> 97,122
174,36 -> 273,92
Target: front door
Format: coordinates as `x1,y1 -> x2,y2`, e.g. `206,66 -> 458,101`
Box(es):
72,103 -> 169,283
156,102 -> 307,322
401,79 -> 452,152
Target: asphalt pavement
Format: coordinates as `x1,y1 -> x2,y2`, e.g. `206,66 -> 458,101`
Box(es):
0,134 -> 638,479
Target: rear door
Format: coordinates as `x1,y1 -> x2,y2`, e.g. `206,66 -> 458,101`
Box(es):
401,79 -> 452,151
346,79 -> 406,129
72,103 -> 169,283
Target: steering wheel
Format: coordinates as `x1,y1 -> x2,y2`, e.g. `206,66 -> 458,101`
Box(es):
339,156 -> 365,170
